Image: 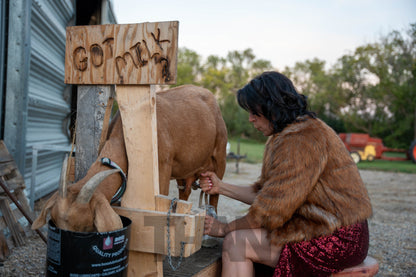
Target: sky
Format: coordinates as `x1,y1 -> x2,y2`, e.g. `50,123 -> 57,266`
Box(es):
112,0 -> 415,70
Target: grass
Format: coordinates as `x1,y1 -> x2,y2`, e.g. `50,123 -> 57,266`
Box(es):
357,152 -> 416,174
228,138 -> 265,163
228,138 -> 416,174
357,160 -> 416,174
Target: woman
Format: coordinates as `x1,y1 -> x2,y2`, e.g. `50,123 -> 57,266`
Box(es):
199,71 -> 372,277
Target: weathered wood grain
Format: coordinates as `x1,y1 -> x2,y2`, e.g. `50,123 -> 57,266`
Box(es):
75,85 -> 114,181
65,22 -> 178,85
0,141 -> 25,192
116,85 -> 162,276
113,205 -> 204,257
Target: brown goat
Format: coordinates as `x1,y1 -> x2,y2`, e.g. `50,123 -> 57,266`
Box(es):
32,85 -> 227,232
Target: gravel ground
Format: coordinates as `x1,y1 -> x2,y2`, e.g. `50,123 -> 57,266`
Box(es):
1,162 -> 415,276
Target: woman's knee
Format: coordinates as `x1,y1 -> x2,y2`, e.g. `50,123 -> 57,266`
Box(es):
223,229 -> 281,267
222,230 -> 247,260
223,230 -> 239,250
223,229 -> 264,253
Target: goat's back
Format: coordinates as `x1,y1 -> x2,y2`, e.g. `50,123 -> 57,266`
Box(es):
156,85 -> 227,179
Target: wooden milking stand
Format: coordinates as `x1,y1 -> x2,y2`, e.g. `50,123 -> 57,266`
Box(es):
65,22 -> 205,276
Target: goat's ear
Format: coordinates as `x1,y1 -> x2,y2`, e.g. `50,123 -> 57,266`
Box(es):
94,198 -> 123,232
32,193 -> 58,230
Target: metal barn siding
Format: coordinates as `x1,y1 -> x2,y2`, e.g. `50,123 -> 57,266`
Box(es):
0,0 -> 6,135
4,0 -> 75,204
4,0 -> 32,178
26,0 -> 74,200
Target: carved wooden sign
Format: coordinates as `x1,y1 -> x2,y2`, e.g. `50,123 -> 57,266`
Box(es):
65,21 -> 178,85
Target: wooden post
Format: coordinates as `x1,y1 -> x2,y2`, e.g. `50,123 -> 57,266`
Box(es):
117,85 -> 162,275
75,85 -> 114,181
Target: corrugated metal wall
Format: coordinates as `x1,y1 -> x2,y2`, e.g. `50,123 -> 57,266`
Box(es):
3,0 -> 75,204
0,0 -> 6,135
3,0 -> 117,206
25,0 -> 75,199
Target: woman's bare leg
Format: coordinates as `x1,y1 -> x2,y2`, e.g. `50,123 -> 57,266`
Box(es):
221,228 -> 282,277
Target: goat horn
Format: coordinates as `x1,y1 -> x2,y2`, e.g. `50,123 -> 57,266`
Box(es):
76,169 -> 120,204
59,154 -> 69,198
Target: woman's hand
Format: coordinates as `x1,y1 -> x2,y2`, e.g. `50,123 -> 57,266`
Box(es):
199,171 -> 222,195
204,215 -> 226,237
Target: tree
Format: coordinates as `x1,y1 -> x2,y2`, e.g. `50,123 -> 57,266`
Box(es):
223,49 -> 274,139
197,49 -> 274,139
283,59 -> 346,133
332,23 -> 416,148
282,23 -> 415,148
175,47 -> 202,86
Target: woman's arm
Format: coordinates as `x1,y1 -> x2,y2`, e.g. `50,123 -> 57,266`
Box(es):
200,171 -> 257,205
200,171 -> 261,237
204,213 -> 261,237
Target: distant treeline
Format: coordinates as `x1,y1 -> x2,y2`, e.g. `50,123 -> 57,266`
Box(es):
173,23 -> 416,149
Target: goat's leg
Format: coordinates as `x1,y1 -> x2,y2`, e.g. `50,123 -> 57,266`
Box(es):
177,179 -> 190,200
208,193 -> 219,214
178,177 -> 195,201
158,164 -> 172,196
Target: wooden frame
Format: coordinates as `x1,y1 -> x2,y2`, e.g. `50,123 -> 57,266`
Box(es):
65,21 -> 208,277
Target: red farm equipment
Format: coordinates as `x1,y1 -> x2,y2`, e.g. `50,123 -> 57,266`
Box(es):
338,133 -> 416,164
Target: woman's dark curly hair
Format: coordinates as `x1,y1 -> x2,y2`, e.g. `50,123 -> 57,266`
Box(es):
237,71 -> 316,133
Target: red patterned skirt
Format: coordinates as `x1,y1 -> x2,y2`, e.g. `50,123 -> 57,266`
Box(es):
273,220 -> 369,277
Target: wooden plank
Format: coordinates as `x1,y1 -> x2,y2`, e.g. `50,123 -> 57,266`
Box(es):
0,198 -> 25,247
189,209 -> 205,255
116,85 -> 162,276
193,259 -> 222,277
128,251 -> 163,277
65,22 -> 178,85
163,239 -> 223,277
0,203 -> 29,230
117,85 -> 159,210
155,195 -> 193,214
0,142 -> 33,233
0,141 -> 25,192
114,206 -> 204,257
0,231 -> 10,261
0,141 -> 17,163
75,85 -> 114,181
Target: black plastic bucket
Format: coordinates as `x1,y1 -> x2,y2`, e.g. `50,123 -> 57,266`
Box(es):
46,216 -> 131,277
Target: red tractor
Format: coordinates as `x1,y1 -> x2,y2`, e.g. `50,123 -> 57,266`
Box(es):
338,133 -> 416,164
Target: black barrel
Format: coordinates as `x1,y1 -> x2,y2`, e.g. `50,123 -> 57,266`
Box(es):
46,216 -> 131,277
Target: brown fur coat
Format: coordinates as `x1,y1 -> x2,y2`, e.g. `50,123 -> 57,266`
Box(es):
248,116 -> 372,246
